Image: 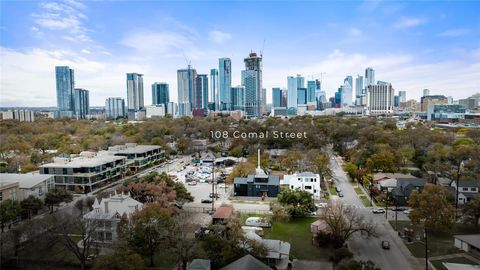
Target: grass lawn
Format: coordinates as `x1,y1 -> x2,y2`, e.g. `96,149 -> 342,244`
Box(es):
329,185 -> 337,195
360,195 -> 373,207
389,221 -> 479,258
430,256 -> 479,270
264,217 -> 332,261
354,186 -> 363,195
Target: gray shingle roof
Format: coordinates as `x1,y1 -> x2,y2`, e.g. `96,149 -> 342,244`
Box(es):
220,255 -> 271,270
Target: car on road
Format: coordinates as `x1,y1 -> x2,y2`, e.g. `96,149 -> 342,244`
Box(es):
381,240 -> 390,250
372,208 -> 386,214
188,181 -> 197,186
403,209 -> 412,215
201,199 -> 213,204
209,193 -> 220,199
335,186 -> 341,193
337,191 -> 344,197
245,217 -> 271,228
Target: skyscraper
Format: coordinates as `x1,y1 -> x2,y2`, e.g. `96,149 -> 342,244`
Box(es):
194,74 -> 208,112
105,97 -> 125,119
355,75 -> 364,96
219,58 -> 232,111
272,88 -> 284,108
73,88 -> 89,119
398,91 -> 407,103
241,52 -> 262,117
231,86 -> 245,111
152,82 -> 169,108
365,67 -> 375,88
340,76 -> 353,107
306,81 -> 316,103
287,76 -> 298,114
177,65 -> 197,116
297,88 -> 307,105
55,66 -> 75,117
366,83 -> 395,115
210,69 -> 219,110
126,73 -> 144,111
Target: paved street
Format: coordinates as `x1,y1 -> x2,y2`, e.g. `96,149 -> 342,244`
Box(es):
329,153 -> 421,270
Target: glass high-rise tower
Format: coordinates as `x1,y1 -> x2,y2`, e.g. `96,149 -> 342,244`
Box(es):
55,66 -> 75,117
365,67 -> 375,87
73,88 -> 89,119
219,58 -> 232,111
210,69 -> 219,110
126,73 -> 144,111
241,52 -> 262,117
152,82 -> 169,108
177,65 -> 197,116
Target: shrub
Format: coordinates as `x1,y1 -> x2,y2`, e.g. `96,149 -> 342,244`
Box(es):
329,248 -> 353,264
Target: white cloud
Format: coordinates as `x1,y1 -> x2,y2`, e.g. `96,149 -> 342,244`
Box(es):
32,0 -> 90,41
393,17 -> 427,29
438,29 -> 469,37
209,30 -> 232,44
348,28 -> 363,36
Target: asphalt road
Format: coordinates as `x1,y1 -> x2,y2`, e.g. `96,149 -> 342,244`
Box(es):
329,154 -> 420,270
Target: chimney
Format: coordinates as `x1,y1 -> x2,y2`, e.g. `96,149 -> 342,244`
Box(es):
104,201 -> 109,213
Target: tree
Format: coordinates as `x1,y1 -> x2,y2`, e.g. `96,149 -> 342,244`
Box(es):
20,195 -> 43,219
176,137 -> 192,154
408,184 -> 455,233
126,182 -> 176,206
321,202 -> 376,248
226,162 -> 256,184
366,150 -> 398,173
49,211 -> 99,270
229,145 -> 244,158
0,199 -> 20,232
338,260 -> 381,270
74,196 -> 95,215
171,213 -> 201,270
93,250 -> 144,270
118,204 -> 174,267
344,162 -> 358,181
278,189 -> 316,217
309,151 -> 332,179
44,188 -> 73,213
462,195 -> 480,228
280,150 -> 301,173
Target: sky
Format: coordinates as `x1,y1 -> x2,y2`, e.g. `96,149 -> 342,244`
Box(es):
0,0 -> 479,107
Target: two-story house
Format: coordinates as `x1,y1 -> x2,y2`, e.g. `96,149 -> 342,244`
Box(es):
451,180 -> 479,205
283,172 -> 321,199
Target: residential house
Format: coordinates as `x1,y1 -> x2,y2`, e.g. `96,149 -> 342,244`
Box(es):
0,173 -> 54,200
220,254 -> 271,270
0,180 -> 20,202
234,150 -> 280,197
83,192 -> 143,243
451,181 -> 479,205
454,234 -> 480,259
391,178 -> 426,206
244,231 -> 291,270
212,206 -> 234,225
187,259 -> 211,270
283,172 -> 321,199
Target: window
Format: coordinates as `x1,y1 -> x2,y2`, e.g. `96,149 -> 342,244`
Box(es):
104,221 -> 111,228
0,192 -> 3,201
291,185 -> 294,189
471,188 -> 477,192
105,232 -> 112,241
38,187 -> 43,196
9,188 -> 17,201
305,186 -> 312,190
462,187 -> 468,191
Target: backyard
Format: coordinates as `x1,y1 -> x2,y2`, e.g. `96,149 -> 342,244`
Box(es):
264,217 -> 332,261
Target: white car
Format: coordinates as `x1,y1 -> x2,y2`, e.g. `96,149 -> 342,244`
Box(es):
187,181 -> 197,186
372,208 -> 386,214
403,209 -> 412,215
245,217 -> 271,228
316,202 -> 328,208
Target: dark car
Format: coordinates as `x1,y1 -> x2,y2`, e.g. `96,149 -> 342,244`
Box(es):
209,193 -> 220,199
201,199 -> 213,204
338,192 -> 344,197
381,240 -> 390,250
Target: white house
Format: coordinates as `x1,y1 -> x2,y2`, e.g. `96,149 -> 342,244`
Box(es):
283,172 -> 321,199
451,180 -> 479,205
83,192 -> 143,243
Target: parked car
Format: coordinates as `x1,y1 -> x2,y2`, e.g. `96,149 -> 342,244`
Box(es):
201,199 -> 213,204
372,208 -> 386,214
245,217 -> 272,228
316,202 -> 328,208
338,192 -> 344,197
209,193 -> 220,199
381,240 -> 390,250
335,186 -> 341,193
188,181 -> 197,186
403,209 -> 412,215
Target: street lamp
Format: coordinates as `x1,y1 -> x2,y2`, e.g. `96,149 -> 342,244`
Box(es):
424,224 -> 428,270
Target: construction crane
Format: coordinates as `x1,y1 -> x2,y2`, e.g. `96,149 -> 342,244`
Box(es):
260,38 -> 266,57
182,51 -> 191,67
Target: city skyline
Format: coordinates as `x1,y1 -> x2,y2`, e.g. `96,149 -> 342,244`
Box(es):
1,0 -> 479,107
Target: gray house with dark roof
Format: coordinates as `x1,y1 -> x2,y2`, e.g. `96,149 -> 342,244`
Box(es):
391,178 -> 426,206
451,180 -> 479,205
233,150 -> 280,197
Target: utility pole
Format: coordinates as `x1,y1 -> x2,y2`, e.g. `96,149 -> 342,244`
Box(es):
395,195 -> 398,230
385,189 -> 389,219
211,161 -> 215,212
455,160 -> 466,221
425,225 -> 428,270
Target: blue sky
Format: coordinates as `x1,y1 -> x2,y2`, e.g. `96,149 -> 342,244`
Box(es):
1,0 -> 479,107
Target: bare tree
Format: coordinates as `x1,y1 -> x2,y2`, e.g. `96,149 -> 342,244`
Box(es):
170,212 -> 201,270
321,202 -> 377,248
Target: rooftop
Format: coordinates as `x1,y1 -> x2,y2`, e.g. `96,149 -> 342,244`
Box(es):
453,180 -> 479,188
107,143 -> 161,154
83,192 -> 143,220
220,254 -> 270,270
454,234 -> 480,248
41,154 -> 126,169
0,173 -> 54,189
212,206 -> 233,220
